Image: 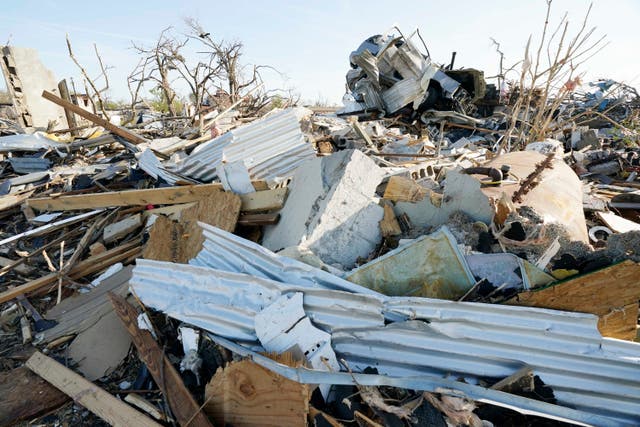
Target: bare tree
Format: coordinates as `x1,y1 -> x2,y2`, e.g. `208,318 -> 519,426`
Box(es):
131,27 -> 186,116
499,1 -> 607,152
184,18 -> 297,117
66,35 -> 112,118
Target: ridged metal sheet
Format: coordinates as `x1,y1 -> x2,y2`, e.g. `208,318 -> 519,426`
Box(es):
332,321 -> 640,425
190,222 -> 380,296
148,224 -> 640,425
207,333 -> 622,427
171,109 -> 315,183
130,259 -> 384,341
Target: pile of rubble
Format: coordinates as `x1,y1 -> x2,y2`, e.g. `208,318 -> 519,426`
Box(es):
1,30 -> 640,427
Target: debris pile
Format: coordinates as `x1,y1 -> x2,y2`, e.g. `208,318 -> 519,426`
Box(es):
1,27 -> 640,427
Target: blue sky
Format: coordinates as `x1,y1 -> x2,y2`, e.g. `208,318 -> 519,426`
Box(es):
2,0 -> 639,105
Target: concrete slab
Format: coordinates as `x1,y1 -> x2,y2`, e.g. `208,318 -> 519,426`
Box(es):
262,149 -> 385,269
393,169 -> 494,229
1,46 -> 67,129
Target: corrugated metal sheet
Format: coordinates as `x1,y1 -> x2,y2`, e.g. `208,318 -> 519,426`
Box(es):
131,259 -> 384,341
171,109 -> 315,183
332,320 -> 640,425
191,222 -> 380,296
207,333 -> 622,427
7,157 -> 51,173
142,223 -> 640,425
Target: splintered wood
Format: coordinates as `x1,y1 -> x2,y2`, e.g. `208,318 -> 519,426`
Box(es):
143,191 -> 241,263
383,176 -> 428,202
508,260 -> 640,340
108,293 -> 213,427
25,351 -> 161,427
379,202 -> 401,237
0,366 -> 69,426
204,359 -> 310,427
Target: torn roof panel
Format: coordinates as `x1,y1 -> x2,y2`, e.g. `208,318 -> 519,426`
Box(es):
332,321 -> 640,425
130,259 -> 385,341
190,222 -> 381,296
171,109 -> 315,184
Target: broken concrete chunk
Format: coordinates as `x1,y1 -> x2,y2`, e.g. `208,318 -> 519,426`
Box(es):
262,149 -> 386,269
346,227 -> 476,299
393,169 -> 494,229
103,214 -> 142,244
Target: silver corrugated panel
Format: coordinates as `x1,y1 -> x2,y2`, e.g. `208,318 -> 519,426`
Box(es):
170,224 -> 640,424
7,157 -> 51,173
130,259 -> 384,341
171,109 -> 315,183
207,333 -> 621,427
332,320 -> 640,425
170,132 -> 232,181
191,222 -> 380,296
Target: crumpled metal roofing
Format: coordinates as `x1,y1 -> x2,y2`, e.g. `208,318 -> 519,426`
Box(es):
131,259 -> 384,341
170,108 -> 315,183
136,224 -> 640,425
207,332 -> 622,427
332,319 -> 640,425
190,222 -> 378,296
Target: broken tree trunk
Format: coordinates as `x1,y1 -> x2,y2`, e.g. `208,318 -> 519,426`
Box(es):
109,293 -> 214,427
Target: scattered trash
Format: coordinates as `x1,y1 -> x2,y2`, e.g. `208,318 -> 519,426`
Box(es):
2,17 -> 640,427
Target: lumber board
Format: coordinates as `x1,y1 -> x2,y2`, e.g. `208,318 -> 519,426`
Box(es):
379,202 -> 401,237
237,213 -> 280,226
25,351 -> 161,427
27,185 -> 287,213
507,260 -> 640,340
0,366 -> 69,426
109,293 -> 213,427
383,176 -> 428,202
42,90 -> 146,144
143,191 -> 240,263
0,240 -> 140,304
204,359 -> 309,427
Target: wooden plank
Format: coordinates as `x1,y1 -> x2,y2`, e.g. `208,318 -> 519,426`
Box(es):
0,240 -> 140,304
237,213 -> 280,226
204,359 -> 309,427
25,351 -> 161,427
0,190 -> 34,213
42,90 -> 147,144
0,366 -> 69,426
57,79 -> 78,133
239,187 -> 287,212
383,176 -> 428,202
109,293 -> 213,427
379,202 -> 401,237
506,260 -> 640,340
143,191 -> 241,263
28,185 -> 287,213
